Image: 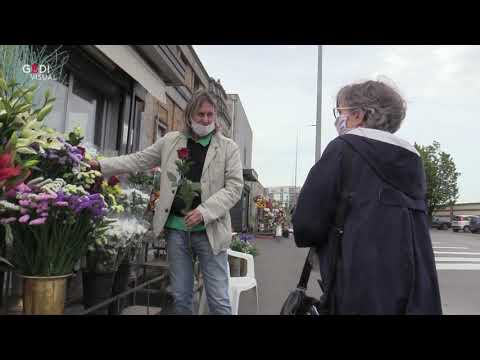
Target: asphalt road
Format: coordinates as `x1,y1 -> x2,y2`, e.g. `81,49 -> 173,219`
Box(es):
239,230 -> 480,315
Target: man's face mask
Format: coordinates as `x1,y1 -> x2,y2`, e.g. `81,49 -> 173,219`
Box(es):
191,120 -> 215,137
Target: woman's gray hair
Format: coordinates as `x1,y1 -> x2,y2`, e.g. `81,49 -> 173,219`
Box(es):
336,79 -> 407,133
184,90 -> 219,134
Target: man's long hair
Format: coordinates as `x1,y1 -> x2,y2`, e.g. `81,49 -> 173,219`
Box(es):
184,90 -> 222,135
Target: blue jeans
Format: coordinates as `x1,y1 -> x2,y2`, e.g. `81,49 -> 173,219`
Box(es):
166,229 -> 232,315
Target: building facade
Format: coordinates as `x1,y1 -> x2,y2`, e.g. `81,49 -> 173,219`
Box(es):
209,78 -> 232,138
226,94 -> 259,233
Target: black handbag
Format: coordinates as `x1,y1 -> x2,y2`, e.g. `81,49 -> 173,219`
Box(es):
280,142 -> 354,315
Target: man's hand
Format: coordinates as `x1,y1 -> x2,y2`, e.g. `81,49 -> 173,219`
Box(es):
88,160 -> 101,171
185,208 -> 204,228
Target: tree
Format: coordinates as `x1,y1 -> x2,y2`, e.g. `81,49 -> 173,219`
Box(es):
414,141 -> 461,220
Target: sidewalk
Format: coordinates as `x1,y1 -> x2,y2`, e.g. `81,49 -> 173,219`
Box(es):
237,234 -> 322,315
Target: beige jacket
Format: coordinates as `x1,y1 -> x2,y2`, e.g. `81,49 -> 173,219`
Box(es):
99,131 -> 244,254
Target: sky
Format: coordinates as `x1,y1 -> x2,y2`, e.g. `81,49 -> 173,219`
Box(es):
194,45 -> 480,203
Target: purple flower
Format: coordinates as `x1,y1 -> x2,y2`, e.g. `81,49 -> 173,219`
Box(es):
29,217 -> 47,225
40,212 -> 49,217
20,207 -> 29,215
19,215 -> 30,224
0,217 -> 17,224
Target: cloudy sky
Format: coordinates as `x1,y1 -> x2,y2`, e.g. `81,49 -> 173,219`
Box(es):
194,45 -> 479,203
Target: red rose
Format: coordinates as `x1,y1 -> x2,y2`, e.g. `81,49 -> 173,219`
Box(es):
177,147 -> 189,160
108,176 -> 120,187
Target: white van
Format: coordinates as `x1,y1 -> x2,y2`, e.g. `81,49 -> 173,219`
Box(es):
452,215 -> 475,232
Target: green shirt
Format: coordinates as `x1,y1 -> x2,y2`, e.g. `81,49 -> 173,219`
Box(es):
165,132 -> 213,232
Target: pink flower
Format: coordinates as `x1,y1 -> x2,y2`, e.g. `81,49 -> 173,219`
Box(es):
54,201 -> 69,207
19,215 -> 30,224
19,199 -> 31,207
20,207 -> 29,215
0,217 -> 17,225
15,183 -> 32,194
36,193 -> 55,201
29,217 -> 47,225
40,212 -> 48,217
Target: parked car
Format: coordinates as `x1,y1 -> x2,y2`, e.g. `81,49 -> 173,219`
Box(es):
452,215 -> 475,232
431,217 -> 451,230
469,216 -> 480,234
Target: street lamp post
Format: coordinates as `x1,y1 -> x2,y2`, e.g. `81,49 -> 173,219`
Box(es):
315,45 -> 323,163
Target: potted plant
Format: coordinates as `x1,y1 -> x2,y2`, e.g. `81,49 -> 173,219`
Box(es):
229,237 -> 258,277
0,179 -> 108,314
82,217 -> 147,314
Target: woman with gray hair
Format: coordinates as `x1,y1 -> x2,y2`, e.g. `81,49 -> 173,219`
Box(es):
293,79 -> 442,314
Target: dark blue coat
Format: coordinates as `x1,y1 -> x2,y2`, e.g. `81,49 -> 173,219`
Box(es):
292,128 -> 442,315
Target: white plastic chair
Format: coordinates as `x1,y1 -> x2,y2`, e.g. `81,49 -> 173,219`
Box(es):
198,248 -> 259,315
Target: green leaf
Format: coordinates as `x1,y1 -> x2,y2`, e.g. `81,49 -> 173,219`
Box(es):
0,77 -> 7,92
5,132 -> 17,152
16,147 -> 37,155
23,159 -> 40,168
190,182 -> 201,194
36,103 -> 53,122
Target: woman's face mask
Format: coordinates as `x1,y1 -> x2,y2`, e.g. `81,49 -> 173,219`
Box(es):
335,113 -> 351,135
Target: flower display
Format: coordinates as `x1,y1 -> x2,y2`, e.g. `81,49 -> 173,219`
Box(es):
230,237 -> 258,257
85,217 -> 149,273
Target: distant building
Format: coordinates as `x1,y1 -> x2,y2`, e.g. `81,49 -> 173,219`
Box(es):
433,202 -> 480,219
266,186 -> 301,211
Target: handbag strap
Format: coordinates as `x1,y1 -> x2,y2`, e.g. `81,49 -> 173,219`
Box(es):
323,141 -> 354,311
297,248 -> 313,289
296,141 -> 354,292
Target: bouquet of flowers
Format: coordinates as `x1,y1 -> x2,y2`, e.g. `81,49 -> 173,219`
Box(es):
167,147 -> 201,215
85,217 -> 149,273
117,187 -> 150,219
0,72 -> 124,277
0,179 -> 107,276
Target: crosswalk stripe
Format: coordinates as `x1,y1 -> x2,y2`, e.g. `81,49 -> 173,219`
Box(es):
435,257 -> 480,262
436,263 -> 480,270
433,246 -> 469,250
434,251 -> 480,256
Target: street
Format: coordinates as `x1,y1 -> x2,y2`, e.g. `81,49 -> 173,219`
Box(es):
239,230 -> 480,315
